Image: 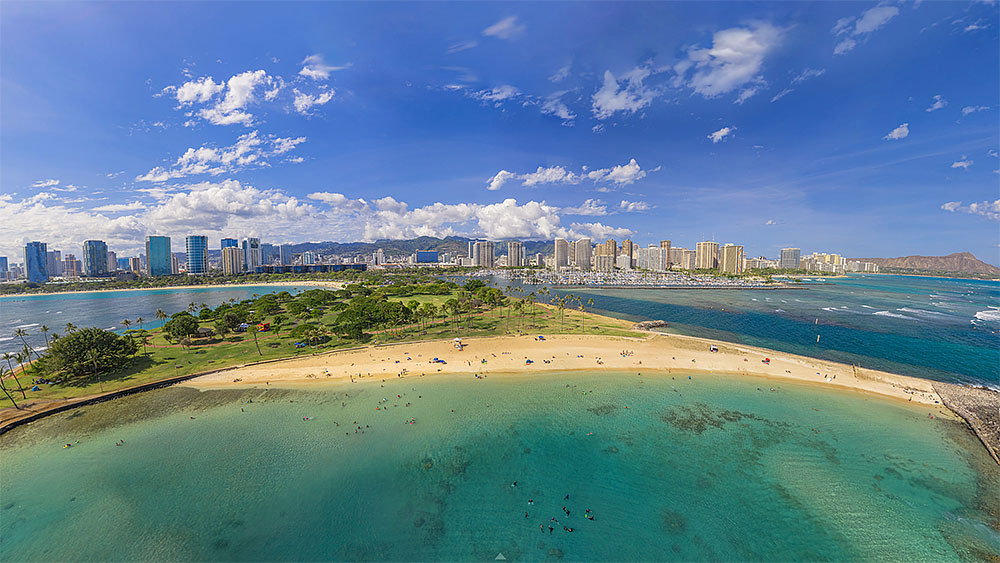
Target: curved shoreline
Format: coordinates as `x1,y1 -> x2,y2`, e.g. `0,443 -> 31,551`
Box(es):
4,332 -> 997,466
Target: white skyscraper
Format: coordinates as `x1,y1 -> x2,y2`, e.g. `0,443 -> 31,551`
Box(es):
242,238 -> 261,272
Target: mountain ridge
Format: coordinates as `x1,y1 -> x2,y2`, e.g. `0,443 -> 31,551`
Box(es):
851,252 -> 1000,276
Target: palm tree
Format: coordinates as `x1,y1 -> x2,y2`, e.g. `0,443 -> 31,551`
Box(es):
40,325 -> 51,348
246,313 -> 263,356
155,309 -> 168,322
0,367 -> 20,409
64,322 -> 77,334
187,301 -> 198,313
584,298 -> 594,333
14,328 -> 39,360
557,297 -> 567,332
8,352 -> 26,399
122,318 -> 132,332
135,316 -> 145,331
88,349 -> 104,393
136,330 -> 150,357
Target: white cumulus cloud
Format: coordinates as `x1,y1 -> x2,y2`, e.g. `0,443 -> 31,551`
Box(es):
484,159 -> 655,190
673,23 -> 782,100
951,157 -> 973,169
619,200 -> 651,212
925,94 -> 948,112
708,126 -> 735,143
136,131 -> 306,182
592,67 -> 656,119
962,105 -> 990,115
941,200 -> 999,220
293,88 -> 335,114
883,123 -> 909,140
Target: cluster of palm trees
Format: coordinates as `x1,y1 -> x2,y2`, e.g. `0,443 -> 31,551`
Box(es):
1,324 -> 55,409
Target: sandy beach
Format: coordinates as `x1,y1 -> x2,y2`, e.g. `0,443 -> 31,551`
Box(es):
186,331 -> 948,408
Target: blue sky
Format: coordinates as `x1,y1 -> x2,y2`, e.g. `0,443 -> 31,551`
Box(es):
1,1 -> 997,263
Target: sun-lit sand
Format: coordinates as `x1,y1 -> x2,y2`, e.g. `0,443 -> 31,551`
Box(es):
187,332 -> 946,407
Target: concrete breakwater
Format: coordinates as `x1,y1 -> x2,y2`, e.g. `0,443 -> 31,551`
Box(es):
933,381 -> 1000,465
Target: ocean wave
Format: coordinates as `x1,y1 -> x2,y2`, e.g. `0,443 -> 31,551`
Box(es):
897,307 -> 948,317
0,336 -> 13,342
775,309 -> 786,313
973,308 -> 1000,322
873,311 -> 917,320
861,305 -> 876,309
15,323 -> 39,328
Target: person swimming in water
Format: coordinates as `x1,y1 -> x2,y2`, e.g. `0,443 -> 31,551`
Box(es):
563,526 -> 574,532
511,481 -> 517,487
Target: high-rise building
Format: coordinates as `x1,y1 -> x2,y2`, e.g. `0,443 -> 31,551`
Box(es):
82,240 -> 109,277
719,244 -> 745,275
171,253 -> 181,274
146,236 -> 172,277
574,238 -> 592,271
375,248 -> 386,265
553,238 -> 569,269
117,257 -> 130,271
620,239 -> 635,262
279,244 -> 293,266
128,256 -> 142,273
24,241 -> 48,283
695,241 -> 719,269
660,240 -> 672,268
45,250 -> 63,278
185,235 -> 208,274
615,254 -> 631,270
106,251 -> 118,272
221,246 -> 242,275
473,241 -> 495,268
669,247 -> 685,268
260,243 -> 276,265
301,250 -> 317,265
779,248 -> 801,270
242,238 -> 261,273
507,241 -> 524,267
63,254 -> 81,278
598,239 -> 617,258
0,256 -> 7,275
681,249 -> 697,270
221,238 -> 238,250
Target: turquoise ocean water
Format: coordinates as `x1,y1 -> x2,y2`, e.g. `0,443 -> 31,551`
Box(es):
2,373 -> 998,561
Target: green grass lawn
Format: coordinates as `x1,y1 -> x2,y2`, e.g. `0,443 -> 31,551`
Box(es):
0,300 -> 636,411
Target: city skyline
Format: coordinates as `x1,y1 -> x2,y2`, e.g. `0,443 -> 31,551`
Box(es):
1,2 -> 998,263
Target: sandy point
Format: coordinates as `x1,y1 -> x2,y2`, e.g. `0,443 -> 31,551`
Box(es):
184,332 -> 948,408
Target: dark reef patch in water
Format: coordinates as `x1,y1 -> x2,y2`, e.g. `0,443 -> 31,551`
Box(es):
587,404 -> 618,416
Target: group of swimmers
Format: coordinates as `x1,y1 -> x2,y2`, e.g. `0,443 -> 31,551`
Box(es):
514,482 -> 594,534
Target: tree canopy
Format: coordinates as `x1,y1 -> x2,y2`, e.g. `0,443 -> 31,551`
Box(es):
43,327 -> 138,378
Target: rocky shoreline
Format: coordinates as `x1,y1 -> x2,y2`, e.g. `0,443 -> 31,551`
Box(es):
933,382 -> 1000,465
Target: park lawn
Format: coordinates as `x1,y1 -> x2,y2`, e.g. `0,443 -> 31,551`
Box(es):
0,302 -> 637,410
